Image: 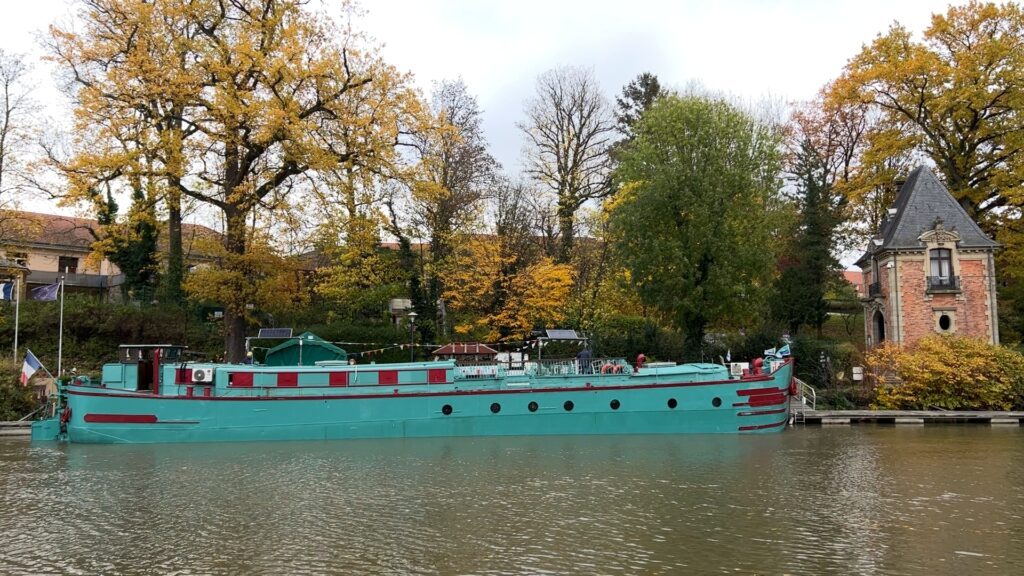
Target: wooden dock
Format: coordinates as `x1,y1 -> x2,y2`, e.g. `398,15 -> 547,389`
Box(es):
793,409 -> 1024,426
0,421 -> 32,437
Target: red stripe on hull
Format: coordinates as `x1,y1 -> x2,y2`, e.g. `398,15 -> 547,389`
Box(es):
747,394 -> 787,407
84,414 -> 158,424
738,418 -> 789,431
736,387 -> 786,397
737,407 -> 788,417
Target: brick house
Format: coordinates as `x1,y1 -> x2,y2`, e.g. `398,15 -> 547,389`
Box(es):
856,167 -> 999,348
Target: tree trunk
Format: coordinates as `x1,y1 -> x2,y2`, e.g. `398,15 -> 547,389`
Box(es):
223,204 -> 249,363
165,180 -> 184,304
557,200 -> 575,263
222,140 -> 248,363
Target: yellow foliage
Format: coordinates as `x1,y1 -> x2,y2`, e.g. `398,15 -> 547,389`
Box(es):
867,335 -> 1024,410
183,234 -> 308,321
444,236 -> 572,342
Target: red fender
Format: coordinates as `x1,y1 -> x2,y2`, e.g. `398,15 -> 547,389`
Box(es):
59,406 -> 72,424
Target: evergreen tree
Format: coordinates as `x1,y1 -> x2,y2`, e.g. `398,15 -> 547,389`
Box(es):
615,72 -> 664,139
95,188 -> 159,302
772,139 -> 842,336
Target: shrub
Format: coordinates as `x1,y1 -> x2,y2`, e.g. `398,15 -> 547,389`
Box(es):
867,335 -> 1024,410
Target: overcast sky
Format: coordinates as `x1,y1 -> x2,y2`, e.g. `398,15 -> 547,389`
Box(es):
3,0 -> 961,210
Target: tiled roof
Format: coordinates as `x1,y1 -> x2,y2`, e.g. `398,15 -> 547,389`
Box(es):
1,210 -> 221,253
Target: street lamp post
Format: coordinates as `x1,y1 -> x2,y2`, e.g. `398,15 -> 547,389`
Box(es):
407,311 -> 418,362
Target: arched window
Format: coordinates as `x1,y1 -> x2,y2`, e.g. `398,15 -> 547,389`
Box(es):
873,310 -> 886,344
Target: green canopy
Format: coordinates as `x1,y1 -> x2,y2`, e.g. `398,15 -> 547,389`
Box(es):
263,332 -> 347,366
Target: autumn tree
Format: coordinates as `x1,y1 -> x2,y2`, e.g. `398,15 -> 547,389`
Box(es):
519,66 -> 615,262
829,2 -> 1024,338
313,212 -> 407,320
407,79 -> 499,328
48,1 -> 208,304
53,0 -> 422,361
411,79 -> 499,263
608,95 -> 784,357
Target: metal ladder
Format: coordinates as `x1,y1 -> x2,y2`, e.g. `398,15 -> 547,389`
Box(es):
790,377 -> 816,424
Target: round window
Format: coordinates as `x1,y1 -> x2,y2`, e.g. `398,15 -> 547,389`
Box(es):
667,398 -> 678,409
610,399 -> 621,410
528,401 -> 538,412
563,400 -> 574,412
441,404 -> 453,415
490,402 -> 501,414
939,314 -> 952,331
712,397 -> 722,408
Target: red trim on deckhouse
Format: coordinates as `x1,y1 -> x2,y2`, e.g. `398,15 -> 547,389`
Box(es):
68,373 -> 782,402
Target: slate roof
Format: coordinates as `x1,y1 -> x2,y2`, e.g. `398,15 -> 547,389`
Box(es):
857,166 -> 998,267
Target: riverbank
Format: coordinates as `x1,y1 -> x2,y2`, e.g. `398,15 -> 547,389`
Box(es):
0,421 -> 30,436
793,410 -> 1024,426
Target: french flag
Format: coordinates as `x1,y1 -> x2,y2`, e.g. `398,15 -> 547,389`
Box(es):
21,350 -> 43,385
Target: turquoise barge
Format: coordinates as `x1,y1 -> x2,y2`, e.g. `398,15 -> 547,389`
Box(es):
32,342 -> 794,443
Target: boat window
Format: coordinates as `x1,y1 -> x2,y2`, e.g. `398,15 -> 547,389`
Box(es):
441,404 -> 453,416
667,398 -> 678,409
610,399 -> 620,410
712,397 -> 722,407
528,401 -> 538,412
563,400 -> 574,412
490,403 -> 501,414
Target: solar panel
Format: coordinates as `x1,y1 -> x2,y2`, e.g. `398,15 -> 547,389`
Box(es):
545,329 -> 580,339
257,328 -> 293,339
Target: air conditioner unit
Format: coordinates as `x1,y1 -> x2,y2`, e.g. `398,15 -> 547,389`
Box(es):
192,368 -> 210,383
729,362 -> 748,377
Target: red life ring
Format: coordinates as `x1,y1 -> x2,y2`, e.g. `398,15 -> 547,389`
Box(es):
613,364 -> 624,374
59,406 -> 72,424
601,363 -> 614,374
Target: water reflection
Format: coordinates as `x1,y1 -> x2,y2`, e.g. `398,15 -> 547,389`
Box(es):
1,427 -> 1022,575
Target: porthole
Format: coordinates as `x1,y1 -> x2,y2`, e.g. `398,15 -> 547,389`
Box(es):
563,400 -> 574,412
939,314 -> 952,331
610,399 -> 621,410
490,402 -> 501,414
712,397 -> 722,408
667,398 -> 678,409
528,401 -> 538,412
441,404 -> 453,415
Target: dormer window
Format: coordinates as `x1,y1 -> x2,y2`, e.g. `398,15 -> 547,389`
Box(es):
930,248 -> 952,279
928,248 -> 958,291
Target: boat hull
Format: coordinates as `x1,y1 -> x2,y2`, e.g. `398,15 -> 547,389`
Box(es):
37,362 -> 793,443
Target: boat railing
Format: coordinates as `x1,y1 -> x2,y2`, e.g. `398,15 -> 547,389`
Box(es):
456,362 -> 507,379
453,358 -> 634,379
529,358 -> 633,377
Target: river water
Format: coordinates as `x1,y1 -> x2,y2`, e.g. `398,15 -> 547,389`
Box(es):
1,426 -> 1022,575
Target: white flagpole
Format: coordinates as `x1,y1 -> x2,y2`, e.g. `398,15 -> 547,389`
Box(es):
57,274 -> 65,377
13,276 -> 20,361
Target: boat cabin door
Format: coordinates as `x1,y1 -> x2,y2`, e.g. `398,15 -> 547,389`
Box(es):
119,345 -> 183,393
